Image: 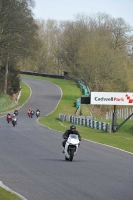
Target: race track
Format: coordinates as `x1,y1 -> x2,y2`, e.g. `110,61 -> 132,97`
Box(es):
0,77 -> 133,200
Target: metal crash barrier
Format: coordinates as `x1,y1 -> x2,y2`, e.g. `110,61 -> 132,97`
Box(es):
59,114 -> 111,133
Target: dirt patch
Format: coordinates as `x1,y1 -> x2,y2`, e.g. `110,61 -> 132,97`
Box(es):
89,105 -> 107,119
10,92 -> 19,102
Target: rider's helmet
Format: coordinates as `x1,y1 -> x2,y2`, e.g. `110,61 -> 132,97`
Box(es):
70,124 -> 76,132
13,114 -> 15,117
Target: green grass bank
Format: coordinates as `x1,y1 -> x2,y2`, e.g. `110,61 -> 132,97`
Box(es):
0,81 -> 30,115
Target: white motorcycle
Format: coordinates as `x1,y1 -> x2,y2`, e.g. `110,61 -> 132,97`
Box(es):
64,134 -> 80,162
12,117 -> 17,127
36,111 -> 40,118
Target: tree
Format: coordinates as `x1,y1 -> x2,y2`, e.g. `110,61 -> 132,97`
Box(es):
69,13 -> 131,92
0,0 -> 38,94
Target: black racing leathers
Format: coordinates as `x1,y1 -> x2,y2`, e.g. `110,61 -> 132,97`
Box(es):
62,129 -> 81,148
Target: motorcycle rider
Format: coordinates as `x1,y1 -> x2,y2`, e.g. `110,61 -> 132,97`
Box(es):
36,108 -> 40,113
12,113 -> 16,119
36,108 -> 40,117
12,114 -> 17,124
7,113 -> 12,122
62,124 -> 81,151
27,108 -> 31,116
14,109 -> 19,115
30,109 -> 35,116
7,113 -> 11,118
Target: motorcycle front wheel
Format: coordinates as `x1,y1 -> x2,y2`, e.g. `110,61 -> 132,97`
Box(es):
69,149 -> 74,161
65,156 -> 69,161
12,122 -> 15,127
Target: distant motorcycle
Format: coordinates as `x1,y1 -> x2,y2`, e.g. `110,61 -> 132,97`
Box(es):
30,110 -> 34,118
7,114 -> 12,123
27,109 -> 31,117
14,110 -> 19,116
63,134 -> 80,162
12,117 -> 17,127
36,111 -> 40,118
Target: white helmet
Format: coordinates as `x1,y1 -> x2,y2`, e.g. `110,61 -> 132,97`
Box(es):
13,114 -> 15,117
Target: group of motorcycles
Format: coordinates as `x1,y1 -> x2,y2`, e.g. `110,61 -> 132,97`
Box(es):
27,109 -> 40,118
6,109 -> 40,127
6,109 -> 18,127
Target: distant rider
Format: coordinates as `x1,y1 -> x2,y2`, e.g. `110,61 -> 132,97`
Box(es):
30,109 -> 35,116
7,113 -> 12,122
62,124 -> 81,151
27,108 -> 31,116
7,113 -> 11,118
36,108 -> 40,113
36,109 -> 40,117
12,114 -> 17,124
12,113 -> 17,120
14,110 -> 19,115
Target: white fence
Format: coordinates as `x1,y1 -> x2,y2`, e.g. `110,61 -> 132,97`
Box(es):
106,107 -> 133,120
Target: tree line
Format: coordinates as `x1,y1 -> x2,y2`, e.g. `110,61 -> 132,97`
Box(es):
23,13 -> 133,93
0,0 -> 133,97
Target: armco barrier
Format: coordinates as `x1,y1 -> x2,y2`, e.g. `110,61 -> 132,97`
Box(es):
59,114 -> 66,122
75,80 -> 90,109
59,114 -> 111,133
20,71 -> 64,79
77,80 -> 90,96
75,98 -> 80,108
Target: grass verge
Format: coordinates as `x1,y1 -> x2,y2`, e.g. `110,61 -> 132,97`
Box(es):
0,81 -> 30,115
0,93 -> 18,113
0,187 -> 21,200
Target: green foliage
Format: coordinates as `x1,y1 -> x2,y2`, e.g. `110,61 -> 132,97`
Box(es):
0,81 -> 30,113
25,14 -> 133,93
7,65 -> 21,95
0,65 -> 5,94
0,93 -> 18,112
0,0 -> 39,94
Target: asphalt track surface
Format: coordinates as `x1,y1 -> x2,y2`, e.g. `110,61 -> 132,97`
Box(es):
0,77 -> 133,200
